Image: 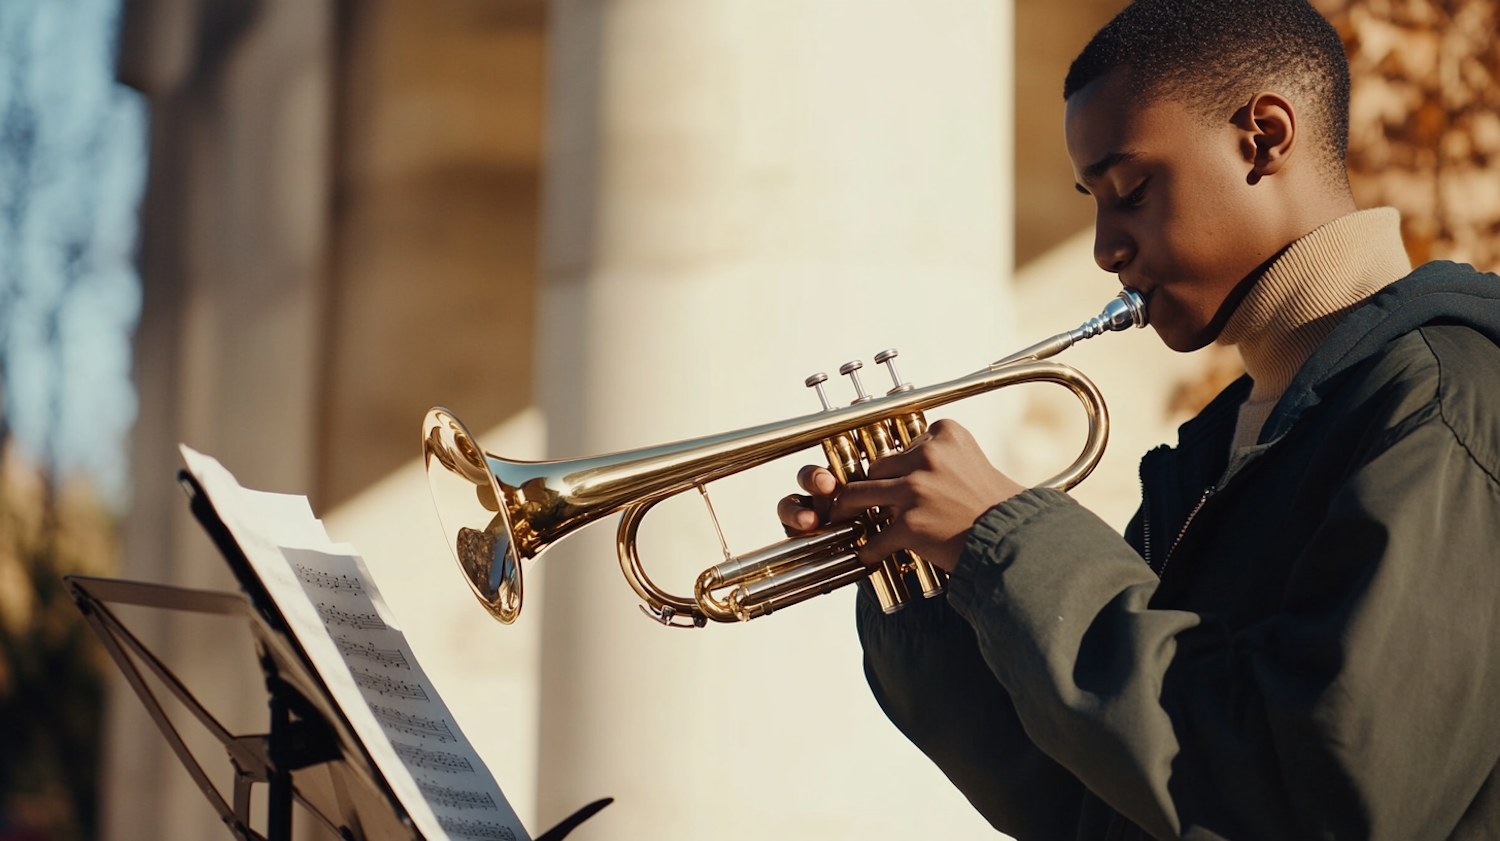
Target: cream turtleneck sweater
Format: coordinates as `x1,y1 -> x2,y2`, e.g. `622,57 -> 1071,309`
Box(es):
1216,207 -> 1412,451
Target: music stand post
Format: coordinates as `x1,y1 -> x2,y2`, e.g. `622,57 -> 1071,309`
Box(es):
69,470 -> 610,841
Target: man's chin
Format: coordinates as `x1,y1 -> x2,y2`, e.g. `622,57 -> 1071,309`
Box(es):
1150,322 -> 1216,353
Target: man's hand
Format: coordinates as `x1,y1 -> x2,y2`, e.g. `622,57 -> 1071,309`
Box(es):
777,419 -> 1026,572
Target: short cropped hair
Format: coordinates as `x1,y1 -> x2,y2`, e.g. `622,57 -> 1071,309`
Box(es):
1064,0 -> 1351,184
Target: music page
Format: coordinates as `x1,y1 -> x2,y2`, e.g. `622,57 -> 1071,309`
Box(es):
180,445 -> 529,841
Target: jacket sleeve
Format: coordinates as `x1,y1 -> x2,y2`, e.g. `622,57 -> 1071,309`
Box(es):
856,580 -> 1086,838
948,415 -> 1500,839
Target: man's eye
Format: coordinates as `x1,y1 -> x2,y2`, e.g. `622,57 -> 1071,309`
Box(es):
1121,182 -> 1148,208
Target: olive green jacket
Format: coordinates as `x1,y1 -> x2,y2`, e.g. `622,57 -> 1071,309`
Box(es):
859,262 -> 1500,840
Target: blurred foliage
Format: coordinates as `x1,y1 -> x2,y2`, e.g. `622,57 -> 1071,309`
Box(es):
1,1 -> 141,834
0,442 -> 118,841
1319,0 -> 1500,271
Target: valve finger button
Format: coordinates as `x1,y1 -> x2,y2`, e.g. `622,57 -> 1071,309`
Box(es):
839,360 -> 871,403
805,372 -> 833,412
874,348 -> 912,393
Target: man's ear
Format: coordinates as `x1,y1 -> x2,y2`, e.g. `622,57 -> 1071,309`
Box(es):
1232,92 -> 1296,185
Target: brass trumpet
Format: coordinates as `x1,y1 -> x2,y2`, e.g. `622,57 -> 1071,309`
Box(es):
423,289 -> 1147,627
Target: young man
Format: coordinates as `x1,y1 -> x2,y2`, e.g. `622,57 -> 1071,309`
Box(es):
780,1 -> 1500,838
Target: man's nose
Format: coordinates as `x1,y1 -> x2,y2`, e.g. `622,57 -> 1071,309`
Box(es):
1093,222 -> 1135,273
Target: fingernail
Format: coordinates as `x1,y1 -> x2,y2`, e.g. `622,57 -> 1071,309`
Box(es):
798,510 -> 816,529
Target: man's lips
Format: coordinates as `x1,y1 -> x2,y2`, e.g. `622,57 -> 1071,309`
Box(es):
1120,279 -> 1153,304
1121,281 -> 1155,323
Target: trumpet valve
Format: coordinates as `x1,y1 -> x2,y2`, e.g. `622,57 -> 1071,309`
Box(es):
805,372 -> 834,411
874,348 -> 913,394
905,552 -> 948,598
838,360 -> 872,403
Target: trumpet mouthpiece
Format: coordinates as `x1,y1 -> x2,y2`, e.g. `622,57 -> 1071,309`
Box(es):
1071,288 -> 1149,343
1104,288 -> 1149,331
989,288 -> 1149,368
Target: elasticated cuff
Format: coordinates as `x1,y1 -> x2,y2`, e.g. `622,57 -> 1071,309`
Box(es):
949,487 -> 1078,618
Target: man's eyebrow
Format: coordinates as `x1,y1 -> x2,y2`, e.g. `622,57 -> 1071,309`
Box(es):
1075,151 -> 1138,191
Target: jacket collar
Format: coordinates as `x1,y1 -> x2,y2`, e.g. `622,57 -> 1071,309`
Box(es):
1261,261 -> 1500,443
1150,260 -> 1500,499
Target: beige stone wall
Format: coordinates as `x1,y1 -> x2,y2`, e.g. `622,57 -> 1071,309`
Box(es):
1013,0 -> 1128,268
1319,0 -> 1500,272
318,0 -> 546,509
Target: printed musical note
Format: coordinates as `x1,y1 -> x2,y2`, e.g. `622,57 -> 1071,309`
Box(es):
336,637 -> 410,670
394,741 -> 474,773
372,705 -> 455,742
438,817 -> 518,840
418,781 -> 496,811
294,564 -> 365,593
354,671 -> 429,701
316,603 -> 388,631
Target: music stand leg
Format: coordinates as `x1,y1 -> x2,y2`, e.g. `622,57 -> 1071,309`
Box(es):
267,694 -> 294,841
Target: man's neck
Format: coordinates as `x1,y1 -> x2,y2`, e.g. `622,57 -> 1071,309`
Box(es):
1216,207 -> 1412,449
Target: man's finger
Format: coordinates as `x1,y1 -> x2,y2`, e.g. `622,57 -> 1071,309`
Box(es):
797,464 -> 837,495
829,477 -> 905,523
855,523 -> 907,567
777,494 -> 821,533
863,446 -> 921,481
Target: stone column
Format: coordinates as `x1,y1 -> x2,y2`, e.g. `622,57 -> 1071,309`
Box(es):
105,1 -> 332,838
535,2 -> 1011,838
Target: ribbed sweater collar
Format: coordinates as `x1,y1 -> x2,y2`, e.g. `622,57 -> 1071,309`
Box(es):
1218,207 -> 1412,405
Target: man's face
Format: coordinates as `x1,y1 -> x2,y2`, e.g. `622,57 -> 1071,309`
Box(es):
1065,70 -> 1281,352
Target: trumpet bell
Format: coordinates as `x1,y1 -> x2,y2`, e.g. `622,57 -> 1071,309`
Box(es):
423,408 -> 524,623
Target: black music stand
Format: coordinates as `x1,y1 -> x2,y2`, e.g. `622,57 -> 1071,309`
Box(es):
68,471 -> 609,841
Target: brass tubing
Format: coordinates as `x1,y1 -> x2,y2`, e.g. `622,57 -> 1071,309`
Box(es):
697,542 -> 850,623
700,523 -> 862,588
733,554 -> 872,620
731,552 -> 869,619
694,525 -> 861,622
616,497 -> 705,625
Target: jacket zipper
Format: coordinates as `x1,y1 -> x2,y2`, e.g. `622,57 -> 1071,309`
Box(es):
1154,484 -> 1215,578
1139,475 -> 1154,570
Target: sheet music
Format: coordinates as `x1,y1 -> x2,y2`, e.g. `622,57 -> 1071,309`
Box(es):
180,445 -> 529,841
